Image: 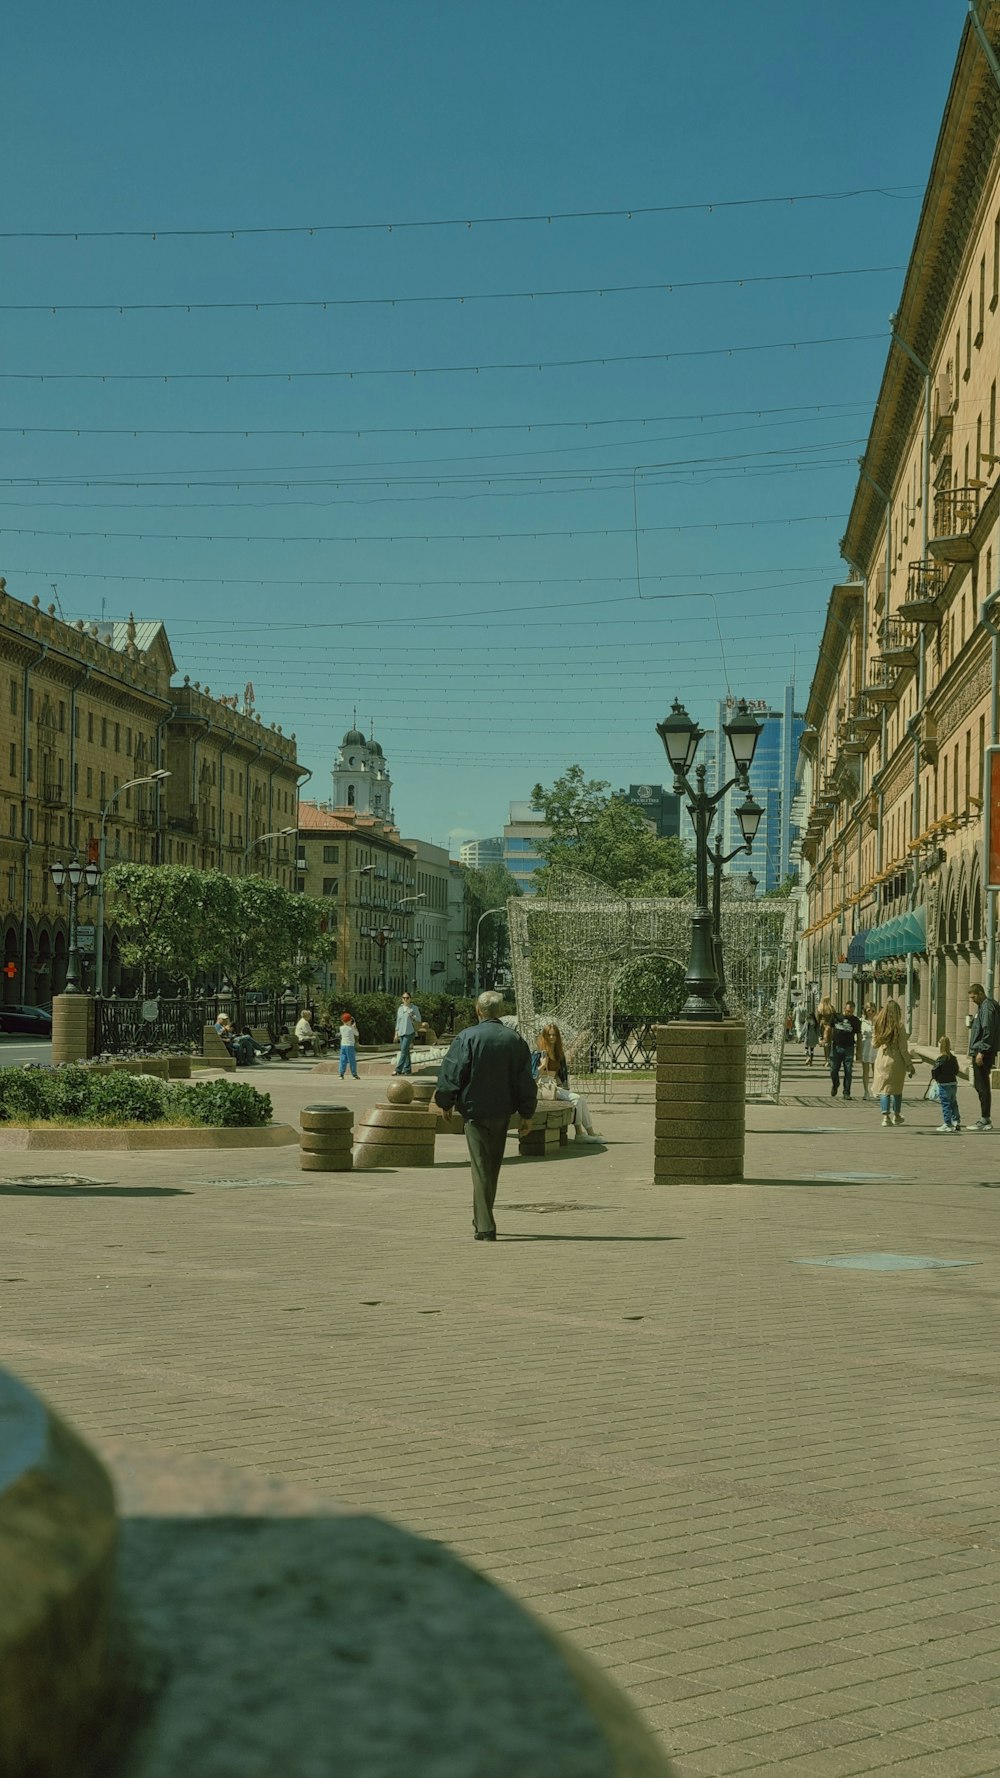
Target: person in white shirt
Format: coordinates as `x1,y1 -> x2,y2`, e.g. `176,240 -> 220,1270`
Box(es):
393,992 -> 422,1075
338,1013 -> 361,1080
295,1009 -> 317,1054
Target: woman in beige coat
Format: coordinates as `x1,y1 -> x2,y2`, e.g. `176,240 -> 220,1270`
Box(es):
871,1000 -> 915,1127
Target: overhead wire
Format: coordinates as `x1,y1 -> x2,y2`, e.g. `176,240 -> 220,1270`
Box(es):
0,263 -> 903,315
0,329 -> 884,382
0,182 -> 921,241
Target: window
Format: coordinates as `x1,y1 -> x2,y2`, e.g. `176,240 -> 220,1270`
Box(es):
8,679 -> 15,716
126,726 -> 132,755
87,712 -> 94,742
86,766 -> 93,797
100,717 -> 108,747
322,877 -> 338,896
994,212 -> 1000,307
8,743 -> 14,777
323,844 -> 339,863
966,294 -> 973,371
99,772 -> 106,802
26,748 -> 32,783
26,688 -> 33,720
73,763 -> 78,793
978,256 -> 986,341
8,809 -> 15,840
74,706 -> 80,739
991,382 -> 997,462
58,700 -> 65,732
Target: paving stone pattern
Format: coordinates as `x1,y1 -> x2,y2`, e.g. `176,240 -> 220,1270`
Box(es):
2,1052 -> 999,1775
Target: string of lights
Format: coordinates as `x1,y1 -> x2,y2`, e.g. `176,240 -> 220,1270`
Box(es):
0,330 -> 884,383
0,182 -> 921,241
0,263 -> 903,315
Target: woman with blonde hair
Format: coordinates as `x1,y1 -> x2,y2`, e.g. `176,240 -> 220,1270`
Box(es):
871,999 -> 915,1127
532,1023 -> 601,1142
815,996 -> 836,1066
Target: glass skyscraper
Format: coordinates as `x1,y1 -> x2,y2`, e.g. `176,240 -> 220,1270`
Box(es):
711,687 -> 805,892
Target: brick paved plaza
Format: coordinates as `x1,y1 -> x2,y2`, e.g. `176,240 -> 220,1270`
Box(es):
2,1053 -> 999,1775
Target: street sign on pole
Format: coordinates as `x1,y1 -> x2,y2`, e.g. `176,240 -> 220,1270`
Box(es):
76,925 -> 96,954
836,962 -> 854,981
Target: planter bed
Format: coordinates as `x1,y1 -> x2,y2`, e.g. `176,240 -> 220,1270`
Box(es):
5,1123 -> 298,1151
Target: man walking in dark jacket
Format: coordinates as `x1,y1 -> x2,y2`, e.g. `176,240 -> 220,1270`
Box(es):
435,992 -> 537,1240
968,983 -> 1000,1130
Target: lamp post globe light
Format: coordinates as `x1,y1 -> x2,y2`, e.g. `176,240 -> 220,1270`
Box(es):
655,697 -> 763,1022
51,858 -> 100,995
94,769 -> 170,997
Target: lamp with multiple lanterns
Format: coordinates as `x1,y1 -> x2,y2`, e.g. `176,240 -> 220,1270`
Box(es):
49,859 -> 101,995
656,697 -> 764,1022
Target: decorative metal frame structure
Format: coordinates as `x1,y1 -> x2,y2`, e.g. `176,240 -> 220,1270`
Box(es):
508,870 -> 796,1101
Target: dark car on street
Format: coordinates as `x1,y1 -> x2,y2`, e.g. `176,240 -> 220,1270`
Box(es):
0,1004 -> 53,1036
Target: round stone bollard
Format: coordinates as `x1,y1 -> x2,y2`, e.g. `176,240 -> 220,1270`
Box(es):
353,1078 -> 438,1170
653,1019 -> 746,1184
299,1104 -> 354,1173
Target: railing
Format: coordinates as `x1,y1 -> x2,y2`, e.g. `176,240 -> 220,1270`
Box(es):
588,1018 -> 658,1071
94,992 -> 299,1055
865,657 -> 897,694
167,813 -> 198,834
903,558 -> 947,608
877,615 -> 918,657
933,485 -> 980,539
40,783 -> 64,805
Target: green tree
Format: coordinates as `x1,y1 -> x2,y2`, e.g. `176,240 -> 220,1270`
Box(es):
530,766 -> 695,897
104,865 -> 334,1013
460,859 -> 522,988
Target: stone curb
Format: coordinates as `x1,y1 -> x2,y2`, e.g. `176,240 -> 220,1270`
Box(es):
21,1124 -> 299,1152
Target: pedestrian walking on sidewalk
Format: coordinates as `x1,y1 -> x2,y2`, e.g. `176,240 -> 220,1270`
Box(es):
816,997 -> 836,1067
338,1011 -> 360,1080
860,1002 -> 877,1100
967,983 -> 1000,1130
393,991 -> 422,1076
802,1007 -> 820,1065
435,991 -> 537,1241
871,1000 -> 915,1126
829,1001 -> 861,1100
931,1034 -> 961,1131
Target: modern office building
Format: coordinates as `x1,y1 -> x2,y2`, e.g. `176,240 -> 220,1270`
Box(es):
502,801 -> 550,894
712,687 -> 805,892
458,837 -> 503,869
615,783 -> 681,839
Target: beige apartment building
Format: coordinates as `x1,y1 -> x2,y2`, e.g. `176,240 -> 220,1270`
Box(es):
1,580 -> 303,1002
800,7 -> 1000,1041
296,802 -> 418,999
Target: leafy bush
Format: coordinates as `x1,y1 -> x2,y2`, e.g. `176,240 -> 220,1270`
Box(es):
85,1071 -> 168,1124
169,1079 -> 272,1128
0,1065 -> 271,1128
0,1070 -> 52,1122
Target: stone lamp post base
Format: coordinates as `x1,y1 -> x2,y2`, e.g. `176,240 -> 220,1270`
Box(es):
653,1020 -> 746,1184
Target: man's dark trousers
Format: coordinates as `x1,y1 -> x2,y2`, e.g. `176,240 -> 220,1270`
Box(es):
465,1117 -> 509,1235
973,1049 -> 996,1121
830,1045 -> 854,1097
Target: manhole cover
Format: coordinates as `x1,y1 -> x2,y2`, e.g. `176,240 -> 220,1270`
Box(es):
794,1252 -> 977,1272
203,1177 -> 299,1190
2,1175 -> 108,1189
504,1202 -> 611,1214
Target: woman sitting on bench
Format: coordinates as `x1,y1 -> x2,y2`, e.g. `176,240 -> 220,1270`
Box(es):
531,1023 -> 601,1142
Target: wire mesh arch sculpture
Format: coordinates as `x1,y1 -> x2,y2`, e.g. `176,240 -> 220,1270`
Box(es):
508,869 -> 796,1100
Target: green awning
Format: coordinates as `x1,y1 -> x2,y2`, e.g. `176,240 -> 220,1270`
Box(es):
866,906 -> 926,960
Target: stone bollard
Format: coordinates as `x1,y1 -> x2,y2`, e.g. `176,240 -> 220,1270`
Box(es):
353,1078 -> 437,1170
0,1367 -> 677,1777
299,1104 -> 354,1173
51,992 -> 96,1066
653,1019 -> 746,1184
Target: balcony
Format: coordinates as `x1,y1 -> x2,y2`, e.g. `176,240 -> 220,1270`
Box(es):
930,486 -> 980,563
40,783 -> 64,806
849,693 -> 880,739
135,808 -> 160,828
877,615 -> 918,668
899,558 -> 947,623
864,657 -> 902,706
168,810 -> 199,835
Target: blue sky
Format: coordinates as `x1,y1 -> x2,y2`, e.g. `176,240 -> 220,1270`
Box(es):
3,1 -> 964,847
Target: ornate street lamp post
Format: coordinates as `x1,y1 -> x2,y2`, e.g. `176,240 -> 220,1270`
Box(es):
50,859 -> 100,995
710,792 -> 763,1011
656,698 -> 763,1021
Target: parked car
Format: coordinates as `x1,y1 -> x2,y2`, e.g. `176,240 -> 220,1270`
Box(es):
0,1004 -> 53,1036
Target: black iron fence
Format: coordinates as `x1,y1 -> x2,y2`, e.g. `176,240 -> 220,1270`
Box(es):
94,993 -> 298,1055
586,1018 -> 659,1072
